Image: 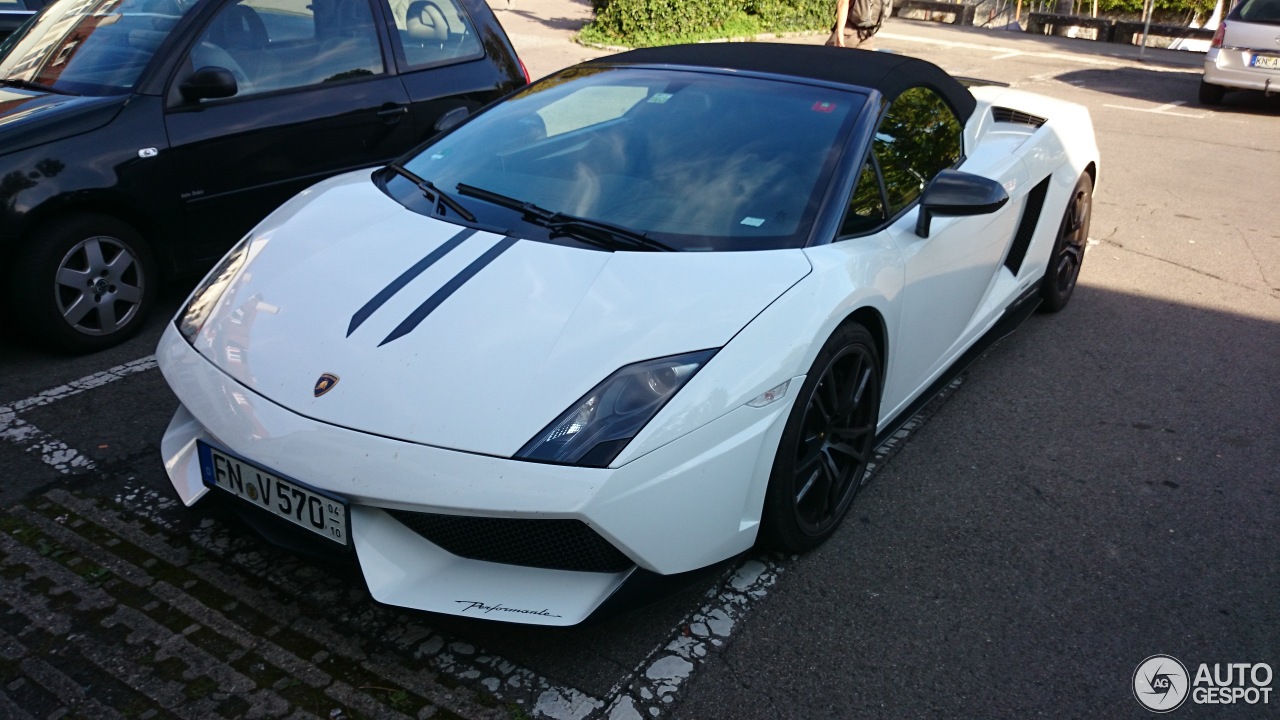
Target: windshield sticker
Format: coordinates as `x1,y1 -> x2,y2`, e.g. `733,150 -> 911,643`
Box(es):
740,217 -> 766,227
811,101 -> 837,113
648,93 -> 673,104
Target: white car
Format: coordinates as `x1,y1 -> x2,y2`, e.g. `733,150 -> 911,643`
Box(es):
1201,0 -> 1280,104
158,44 -> 1099,626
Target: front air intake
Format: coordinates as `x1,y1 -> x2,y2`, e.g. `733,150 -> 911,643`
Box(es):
385,510 -> 635,573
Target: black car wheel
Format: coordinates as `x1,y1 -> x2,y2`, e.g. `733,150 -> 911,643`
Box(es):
11,214 -> 156,353
760,322 -> 881,553
1198,79 -> 1225,106
1039,173 -> 1093,313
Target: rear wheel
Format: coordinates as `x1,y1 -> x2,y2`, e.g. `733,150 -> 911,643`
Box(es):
759,323 -> 881,553
10,214 -> 156,353
1198,79 -> 1225,106
1039,173 -> 1092,313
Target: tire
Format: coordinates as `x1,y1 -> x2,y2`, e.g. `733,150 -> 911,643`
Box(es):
9,214 -> 156,353
759,322 -> 882,553
1038,173 -> 1092,313
1198,79 -> 1225,106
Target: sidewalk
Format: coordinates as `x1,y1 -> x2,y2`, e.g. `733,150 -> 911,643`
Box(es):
491,0 -> 1205,81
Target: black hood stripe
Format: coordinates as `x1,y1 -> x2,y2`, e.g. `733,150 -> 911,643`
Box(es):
379,237 -> 519,347
347,228 -> 477,337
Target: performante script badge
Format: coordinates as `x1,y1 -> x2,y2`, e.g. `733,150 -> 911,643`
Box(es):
314,374 -> 340,397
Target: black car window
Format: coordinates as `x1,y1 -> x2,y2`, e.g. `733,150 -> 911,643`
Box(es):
840,155 -> 887,236
1233,0 -> 1280,23
187,0 -> 384,99
873,86 -> 963,217
0,0 -> 196,95
382,0 -> 481,69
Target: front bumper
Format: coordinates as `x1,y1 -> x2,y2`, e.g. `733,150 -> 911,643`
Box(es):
157,323 -> 797,625
1204,48 -> 1280,92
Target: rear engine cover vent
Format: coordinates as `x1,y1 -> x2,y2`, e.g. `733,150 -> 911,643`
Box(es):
992,106 -> 1047,127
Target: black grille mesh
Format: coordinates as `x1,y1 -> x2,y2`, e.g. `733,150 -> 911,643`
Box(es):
386,510 -> 634,573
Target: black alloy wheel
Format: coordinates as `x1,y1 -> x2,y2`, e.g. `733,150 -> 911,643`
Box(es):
1039,173 -> 1093,313
760,323 -> 881,553
10,213 -> 156,353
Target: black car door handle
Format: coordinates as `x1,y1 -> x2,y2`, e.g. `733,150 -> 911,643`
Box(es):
377,104 -> 410,123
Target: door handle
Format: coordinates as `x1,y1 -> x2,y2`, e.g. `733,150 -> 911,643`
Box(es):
377,104 -> 409,123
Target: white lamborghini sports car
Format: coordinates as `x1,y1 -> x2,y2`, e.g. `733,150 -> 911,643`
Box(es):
158,44 -> 1099,626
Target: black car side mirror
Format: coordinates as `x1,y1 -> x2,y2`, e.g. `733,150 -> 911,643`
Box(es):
915,169 -> 1010,238
179,66 -> 238,102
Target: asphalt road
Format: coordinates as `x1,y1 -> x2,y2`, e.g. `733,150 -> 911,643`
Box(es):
1,16 -> 1277,720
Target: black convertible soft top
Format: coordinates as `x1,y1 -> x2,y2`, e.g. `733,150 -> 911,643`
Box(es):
590,43 -> 977,124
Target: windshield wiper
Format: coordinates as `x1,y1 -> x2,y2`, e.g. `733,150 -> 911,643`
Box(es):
456,183 -> 673,252
0,78 -> 79,96
387,163 -> 476,222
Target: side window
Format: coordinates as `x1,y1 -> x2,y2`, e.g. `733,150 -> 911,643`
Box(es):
873,86 -> 963,216
188,0 -> 384,99
383,0 -> 482,69
840,156 -> 887,236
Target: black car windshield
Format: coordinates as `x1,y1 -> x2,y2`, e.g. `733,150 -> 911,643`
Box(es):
398,66 -> 866,251
0,0 -> 196,95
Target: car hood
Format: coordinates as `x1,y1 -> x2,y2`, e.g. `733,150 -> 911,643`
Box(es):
0,87 -> 127,156
189,171 -> 812,457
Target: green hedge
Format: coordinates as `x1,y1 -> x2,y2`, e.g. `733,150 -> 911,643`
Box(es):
582,0 -> 834,46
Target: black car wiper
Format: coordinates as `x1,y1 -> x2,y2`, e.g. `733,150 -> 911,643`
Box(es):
456,183 -> 673,252
0,78 -> 78,96
387,163 -> 476,222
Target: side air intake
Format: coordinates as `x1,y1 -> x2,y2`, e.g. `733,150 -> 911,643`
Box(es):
992,107 -> 1047,128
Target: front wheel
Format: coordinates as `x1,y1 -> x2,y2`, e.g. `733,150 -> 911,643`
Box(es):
759,323 -> 881,553
1039,173 -> 1092,313
10,214 -> 156,353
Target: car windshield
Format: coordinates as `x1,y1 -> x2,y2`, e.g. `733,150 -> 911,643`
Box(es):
0,0 -> 196,95
396,66 -> 866,251
1233,0 -> 1280,23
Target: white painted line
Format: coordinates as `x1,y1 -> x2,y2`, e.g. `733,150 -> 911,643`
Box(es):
991,50 -> 1023,60
1102,102 -> 1206,118
0,354 -> 156,473
7,355 -> 158,414
0,416 -> 96,473
877,31 -> 1129,67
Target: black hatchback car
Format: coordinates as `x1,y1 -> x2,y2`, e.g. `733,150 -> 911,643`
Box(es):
0,0 -> 525,352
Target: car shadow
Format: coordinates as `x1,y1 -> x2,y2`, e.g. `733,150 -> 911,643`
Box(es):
1056,66 -> 1280,113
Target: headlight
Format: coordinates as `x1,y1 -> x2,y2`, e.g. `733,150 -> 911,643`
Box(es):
516,349 -> 717,468
176,235 -> 254,343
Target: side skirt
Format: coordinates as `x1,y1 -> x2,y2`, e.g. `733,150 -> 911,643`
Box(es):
873,280 -> 1042,448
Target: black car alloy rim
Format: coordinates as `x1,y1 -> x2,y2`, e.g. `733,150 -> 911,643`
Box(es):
55,235 -> 145,336
1052,185 -> 1091,298
790,344 -> 879,536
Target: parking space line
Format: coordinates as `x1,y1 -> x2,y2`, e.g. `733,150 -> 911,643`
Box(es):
0,354 -> 156,473
877,31 -> 1129,67
1102,102 -> 1206,118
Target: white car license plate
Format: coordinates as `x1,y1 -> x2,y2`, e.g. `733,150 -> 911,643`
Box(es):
199,443 -> 350,546
1251,54 -> 1280,70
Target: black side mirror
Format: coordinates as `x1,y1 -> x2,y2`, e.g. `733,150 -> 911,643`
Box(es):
433,106 -> 469,133
915,169 -> 1010,238
179,66 -> 238,102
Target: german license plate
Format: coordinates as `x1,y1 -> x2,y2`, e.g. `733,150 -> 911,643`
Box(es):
198,442 -> 349,546
1251,54 -> 1280,70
